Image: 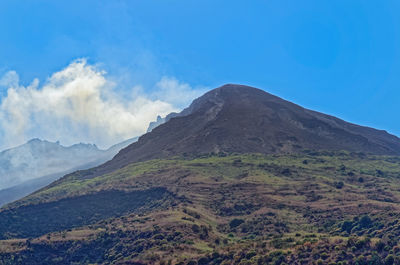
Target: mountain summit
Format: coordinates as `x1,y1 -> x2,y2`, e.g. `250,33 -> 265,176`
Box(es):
94,84 -> 400,175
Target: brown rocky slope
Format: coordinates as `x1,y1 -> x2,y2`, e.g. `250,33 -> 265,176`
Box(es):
91,84 -> 400,177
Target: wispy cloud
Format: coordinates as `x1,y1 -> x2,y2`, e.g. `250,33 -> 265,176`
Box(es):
0,59 -> 206,150
153,76 -> 207,109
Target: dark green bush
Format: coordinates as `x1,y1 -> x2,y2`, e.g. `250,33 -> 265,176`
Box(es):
229,218 -> 245,228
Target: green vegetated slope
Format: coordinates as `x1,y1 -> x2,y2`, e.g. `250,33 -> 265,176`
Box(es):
2,152 -> 400,264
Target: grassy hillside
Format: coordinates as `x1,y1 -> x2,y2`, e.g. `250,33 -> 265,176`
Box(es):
2,152 -> 400,264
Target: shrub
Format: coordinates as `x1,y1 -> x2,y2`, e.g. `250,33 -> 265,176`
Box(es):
335,181 -> 344,189
375,241 -> 385,252
385,255 -> 394,265
342,221 -> 353,233
198,257 -> 209,265
192,224 -> 200,233
359,215 -> 372,228
230,219 -> 245,229
246,250 -> 256,259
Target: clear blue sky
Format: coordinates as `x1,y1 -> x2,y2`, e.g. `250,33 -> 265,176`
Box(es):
0,0 -> 400,137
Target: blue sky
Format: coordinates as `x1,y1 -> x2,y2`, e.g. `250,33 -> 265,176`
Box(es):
0,0 -> 399,148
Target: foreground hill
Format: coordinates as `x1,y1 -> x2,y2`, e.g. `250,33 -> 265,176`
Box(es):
1,85 -> 400,264
2,153 -> 400,264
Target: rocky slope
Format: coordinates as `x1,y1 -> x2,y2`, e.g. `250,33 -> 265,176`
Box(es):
90,84 -> 400,178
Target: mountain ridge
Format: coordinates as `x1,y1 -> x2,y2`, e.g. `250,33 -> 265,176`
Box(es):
86,84 -> 400,179
0,137 -> 138,206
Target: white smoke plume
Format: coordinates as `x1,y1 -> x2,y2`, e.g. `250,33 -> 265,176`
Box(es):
0,59 -> 206,150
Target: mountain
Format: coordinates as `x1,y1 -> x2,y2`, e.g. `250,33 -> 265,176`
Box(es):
89,84 -> 400,178
134,84 -> 400,157
146,112 -> 181,132
1,84 -> 400,264
0,139 -> 102,189
0,137 -> 137,206
146,115 -> 165,132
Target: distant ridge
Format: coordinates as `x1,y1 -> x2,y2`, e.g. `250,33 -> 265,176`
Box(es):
0,137 -> 138,206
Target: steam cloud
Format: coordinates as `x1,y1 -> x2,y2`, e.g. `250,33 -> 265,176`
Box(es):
0,59 -> 206,150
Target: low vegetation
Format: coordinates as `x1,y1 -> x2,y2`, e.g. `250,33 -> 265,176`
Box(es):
2,151 -> 400,264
